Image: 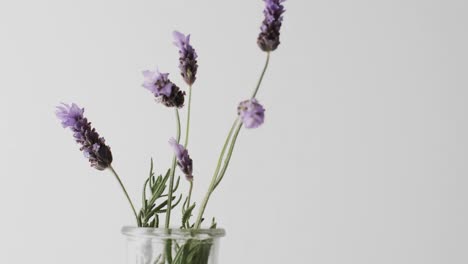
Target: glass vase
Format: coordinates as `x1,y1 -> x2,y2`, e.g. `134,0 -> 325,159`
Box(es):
122,227 -> 225,264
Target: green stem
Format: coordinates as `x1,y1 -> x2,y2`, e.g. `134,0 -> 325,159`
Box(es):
109,165 -> 140,226
214,123 -> 243,189
251,52 -> 270,99
165,109 -> 181,228
211,119 -> 239,190
184,85 -> 193,148
165,241 -> 173,264
187,180 -> 193,210
194,119 -> 239,228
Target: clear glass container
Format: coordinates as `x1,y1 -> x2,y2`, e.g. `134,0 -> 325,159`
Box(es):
122,227 -> 225,264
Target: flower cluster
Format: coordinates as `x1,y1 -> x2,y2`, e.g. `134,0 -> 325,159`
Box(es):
257,0 -> 286,52
56,103 -> 113,170
238,99 -> 265,129
169,138 -> 194,181
142,70 -> 185,108
173,31 -> 198,86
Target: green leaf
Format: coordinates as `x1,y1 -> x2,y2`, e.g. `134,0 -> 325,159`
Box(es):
182,203 -> 196,229
210,217 -> 217,229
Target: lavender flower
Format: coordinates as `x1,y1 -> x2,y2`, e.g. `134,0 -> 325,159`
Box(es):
142,70 -> 173,97
169,138 -> 194,181
173,31 -> 198,85
56,103 -> 113,170
257,0 -> 286,52
238,99 -> 265,129
142,70 -> 185,108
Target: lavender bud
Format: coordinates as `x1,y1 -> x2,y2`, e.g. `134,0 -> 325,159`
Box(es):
159,84 -> 185,108
142,70 -> 185,108
56,103 -> 113,170
173,31 -> 198,85
257,0 -> 286,52
238,99 -> 265,129
169,138 -> 194,181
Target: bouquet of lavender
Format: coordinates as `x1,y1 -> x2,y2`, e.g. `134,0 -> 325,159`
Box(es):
56,1 -> 285,263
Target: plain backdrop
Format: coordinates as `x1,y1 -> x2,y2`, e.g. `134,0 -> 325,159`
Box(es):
0,0 -> 467,263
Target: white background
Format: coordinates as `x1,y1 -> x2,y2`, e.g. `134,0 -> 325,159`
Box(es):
1,0 -> 467,263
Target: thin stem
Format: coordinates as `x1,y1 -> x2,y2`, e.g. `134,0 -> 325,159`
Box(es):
212,119 -> 239,188
187,180 -> 193,210
165,109 -> 181,228
108,165 -> 140,225
165,242 -> 173,264
251,52 -> 270,99
194,119 -> 239,228
184,85 -> 193,148
214,122 -> 243,189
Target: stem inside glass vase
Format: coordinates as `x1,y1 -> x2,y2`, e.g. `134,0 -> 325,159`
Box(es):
122,227 -> 225,264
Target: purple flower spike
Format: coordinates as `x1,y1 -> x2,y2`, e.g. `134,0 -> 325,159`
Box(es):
257,0 -> 286,52
169,138 -> 194,181
173,31 -> 198,85
142,70 -> 185,108
238,99 -> 265,129
56,103 -> 113,170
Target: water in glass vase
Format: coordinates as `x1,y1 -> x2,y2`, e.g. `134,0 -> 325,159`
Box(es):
122,227 -> 225,264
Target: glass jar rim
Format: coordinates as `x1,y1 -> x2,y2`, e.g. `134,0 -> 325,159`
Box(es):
121,226 -> 226,239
